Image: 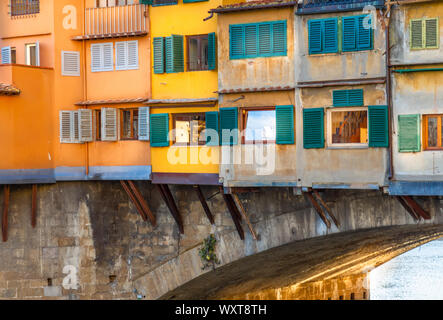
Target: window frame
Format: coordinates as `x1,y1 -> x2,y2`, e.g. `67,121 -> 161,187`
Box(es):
326,106 -> 369,149
186,34 -> 209,72
152,0 -> 178,7
172,112 -> 206,146
241,106 -> 276,145
11,0 -> 40,17
410,17 -> 440,50
120,108 -> 139,141
423,114 -> 443,151
25,43 -> 37,66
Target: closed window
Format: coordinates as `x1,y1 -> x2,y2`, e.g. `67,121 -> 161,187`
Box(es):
115,40 -> 139,70
187,35 -> 209,71
423,115 -> 443,150
96,0 -> 135,7
242,108 -> 276,144
153,0 -> 178,6
410,18 -> 439,50
91,43 -> 113,72
172,113 -> 206,146
308,14 -> 373,54
328,107 -> 368,147
11,0 -> 40,16
62,51 -> 80,76
229,20 -> 287,59
121,109 -> 139,140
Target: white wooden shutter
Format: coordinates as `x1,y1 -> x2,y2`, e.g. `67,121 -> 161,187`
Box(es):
127,40 -> 139,70
60,111 -> 73,143
138,107 -> 150,141
91,44 -> 102,72
102,43 -> 114,71
72,111 -> 80,143
79,109 -> 93,142
1,47 -> 11,64
35,41 -> 40,67
101,108 -> 118,141
115,41 -> 127,70
62,51 -> 80,76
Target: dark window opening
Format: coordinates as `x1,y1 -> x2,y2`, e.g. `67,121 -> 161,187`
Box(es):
11,0 -> 40,16
11,48 -> 16,64
363,291 -> 367,299
121,109 -> 139,140
350,293 -> 355,300
109,275 -> 117,283
47,278 -> 53,286
339,295 -> 344,300
172,113 -> 206,146
187,34 -> 209,71
95,110 -> 102,141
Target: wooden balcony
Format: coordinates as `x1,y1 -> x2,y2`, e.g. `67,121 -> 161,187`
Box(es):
73,4 -> 148,41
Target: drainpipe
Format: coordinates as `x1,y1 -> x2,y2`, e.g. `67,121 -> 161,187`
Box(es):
83,0 -> 89,177
385,4 -> 394,181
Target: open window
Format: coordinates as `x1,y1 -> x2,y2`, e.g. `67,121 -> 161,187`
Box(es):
423,114 -> 443,150
187,35 -> 209,71
242,107 -> 276,144
172,113 -> 206,146
327,107 -> 368,147
120,109 -> 139,140
25,42 -> 39,66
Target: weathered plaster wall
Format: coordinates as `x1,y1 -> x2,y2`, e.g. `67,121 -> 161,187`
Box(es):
295,84 -> 388,188
294,9 -> 387,82
219,91 -> 297,187
390,3 -> 443,65
217,7 -> 295,91
392,71 -> 443,180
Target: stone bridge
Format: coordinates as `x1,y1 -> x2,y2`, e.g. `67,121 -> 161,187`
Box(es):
0,182 -> 442,300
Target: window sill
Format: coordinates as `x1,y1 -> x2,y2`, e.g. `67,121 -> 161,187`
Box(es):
326,144 -> 369,150
309,49 -> 373,57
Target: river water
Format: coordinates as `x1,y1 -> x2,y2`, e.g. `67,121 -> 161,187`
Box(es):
370,239 -> 443,300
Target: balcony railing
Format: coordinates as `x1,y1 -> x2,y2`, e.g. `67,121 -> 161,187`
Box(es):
74,4 -> 148,40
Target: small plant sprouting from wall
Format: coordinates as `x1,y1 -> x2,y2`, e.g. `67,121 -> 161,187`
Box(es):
199,234 -> 220,270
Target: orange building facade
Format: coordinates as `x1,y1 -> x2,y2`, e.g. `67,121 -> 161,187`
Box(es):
0,0 -> 152,183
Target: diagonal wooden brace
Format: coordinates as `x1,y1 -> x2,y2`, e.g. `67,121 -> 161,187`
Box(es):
402,196 -> 431,220
194,185 -> 215,225
127,181 -> 156,227
158,184 -> 184,234
121,180 -> 148,222
232,193 -> 258,240
312,190 -> 340,228
305,191 -> 331,229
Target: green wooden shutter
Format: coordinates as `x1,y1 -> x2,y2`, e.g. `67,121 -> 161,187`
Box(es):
272,21 -> 287,55
165,36 -> 173,73
208,32 -> 216,70
172,34 -> 184,73
153,37 -> 164,74
333,89 -> 364,107
303,108 -> 324,149
258,23 -> 272,55
410,19 -> 424,49
308,20 -> 322,54
205,111 -> 219,146
368,105 -> 388,147
276,105 -> 295,145
220,108 -> 238,146
342,16 -> 357,51
398,114 -> 420,152
244,24 -> 258,57
140,0 -> 153,4
323,18 -> 338,53
150,113 -> 169,147
425,18 -> 439,48
183,0 -> 208,3
230,25 -> 244,59
357,14 -> 372,50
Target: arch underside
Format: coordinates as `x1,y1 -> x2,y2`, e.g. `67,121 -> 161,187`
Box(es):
160,224 -> 443,300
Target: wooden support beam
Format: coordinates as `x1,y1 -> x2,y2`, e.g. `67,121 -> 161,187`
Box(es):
402,196 -> 431,220
127,181 -> 156,227
2,185 -> 10,242
120,180 -> 148,222
31,184 -> 37,228
194,185 -> 215,225
232,193 -> 258,240
305,192 -> 331,229
158,185 -> 184,234
312,190 -> 340,228
396,196 -> 419,221
221,188 -> 244,240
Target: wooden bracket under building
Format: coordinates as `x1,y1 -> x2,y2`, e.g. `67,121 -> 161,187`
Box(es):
221,187 -> 244,240
305,191 -> 331,229
194,185 -> 215,225
396,196 -> 420,221
120,181 -> 157,227
232,193 -> 258,240
312,190 -> 340,228
158,184 -> 184,234
2,185 -> 10,242
400,196 -> 431,220
31,184 -> 37,228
